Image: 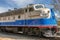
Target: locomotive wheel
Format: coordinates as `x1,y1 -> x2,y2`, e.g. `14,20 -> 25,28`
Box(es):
22,28 -> 28,35
38,32 -> 45,37
0,27 -> 6,32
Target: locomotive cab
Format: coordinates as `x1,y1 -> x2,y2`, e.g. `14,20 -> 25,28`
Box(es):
27,4 -> 51,18
34,4 -> 51,18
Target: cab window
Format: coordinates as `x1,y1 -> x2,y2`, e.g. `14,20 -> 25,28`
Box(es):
18,15 -> 20,19
25,9 -> 27,12
29,7 -> 34,12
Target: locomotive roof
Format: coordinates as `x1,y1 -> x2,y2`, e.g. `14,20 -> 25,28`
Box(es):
0,8 -> 24,17
0,4 -> 42,17
0,6 -> 33,17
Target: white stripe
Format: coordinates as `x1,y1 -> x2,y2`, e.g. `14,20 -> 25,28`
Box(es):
0,20 -> 15,22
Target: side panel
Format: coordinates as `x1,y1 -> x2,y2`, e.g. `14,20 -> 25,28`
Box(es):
0,9 -> 57,27
0,18 -> 57,26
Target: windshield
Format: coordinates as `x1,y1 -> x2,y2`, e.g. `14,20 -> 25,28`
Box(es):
35,5 -> 44,9
34,4 -> 44,10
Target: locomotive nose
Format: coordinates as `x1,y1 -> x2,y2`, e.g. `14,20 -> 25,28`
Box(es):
39,8 -> 50,18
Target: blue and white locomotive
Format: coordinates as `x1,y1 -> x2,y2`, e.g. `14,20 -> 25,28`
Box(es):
0,4 -> 57,37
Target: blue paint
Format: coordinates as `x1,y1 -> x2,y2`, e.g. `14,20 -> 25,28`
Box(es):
0,9 -> 57,27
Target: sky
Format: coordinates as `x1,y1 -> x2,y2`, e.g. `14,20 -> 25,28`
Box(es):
0,0 -> 52,13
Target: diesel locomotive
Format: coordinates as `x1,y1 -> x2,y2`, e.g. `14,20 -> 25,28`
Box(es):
0,4 -> 57,37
